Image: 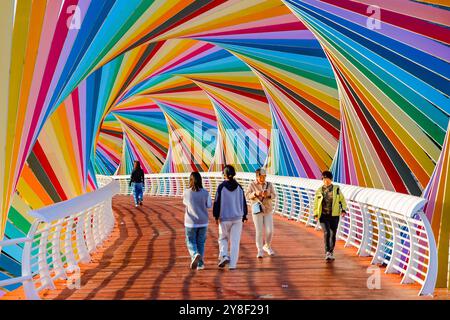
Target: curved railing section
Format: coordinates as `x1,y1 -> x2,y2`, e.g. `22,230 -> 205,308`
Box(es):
0,177 -> 119,299
109,172 -> 437,296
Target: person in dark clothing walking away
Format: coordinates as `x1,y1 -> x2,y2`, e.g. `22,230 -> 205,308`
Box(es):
213,165 -> 248,270
183,172 -> 212,270
129,160 -> 145,207
313,170 -> 348,261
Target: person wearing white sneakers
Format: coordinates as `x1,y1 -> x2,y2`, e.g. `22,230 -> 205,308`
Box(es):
245,168 -> 277,258
213,165 -> 248,270
313,170 -> 348,261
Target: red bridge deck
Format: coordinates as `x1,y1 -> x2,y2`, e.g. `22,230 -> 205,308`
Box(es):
3,196 -> 448,300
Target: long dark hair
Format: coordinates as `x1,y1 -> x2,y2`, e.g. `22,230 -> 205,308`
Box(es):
189,172 -> 203,192
223,165 -> 236,181
133,160 -> 141,171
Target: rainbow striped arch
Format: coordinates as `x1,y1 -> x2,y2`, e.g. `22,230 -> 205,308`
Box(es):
0,0 -> 448,294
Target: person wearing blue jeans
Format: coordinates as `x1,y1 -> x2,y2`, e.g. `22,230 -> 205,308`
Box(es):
133,182 -> 144,206
185,227 -> 207,268
129,161 -> 145,207
183,172 -> 212,270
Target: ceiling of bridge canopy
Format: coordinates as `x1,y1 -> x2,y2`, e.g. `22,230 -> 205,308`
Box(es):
0,0 -> 449,285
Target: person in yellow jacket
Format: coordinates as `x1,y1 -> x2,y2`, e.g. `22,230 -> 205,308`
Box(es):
313,171 -> 348,261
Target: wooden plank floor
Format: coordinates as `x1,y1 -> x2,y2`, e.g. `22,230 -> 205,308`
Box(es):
3,196 -> 449,300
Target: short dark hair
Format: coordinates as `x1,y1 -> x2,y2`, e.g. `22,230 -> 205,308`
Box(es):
255,167 -> 267,177
223,165 -> 236,180
189,172 -> 203,192
321,170 -> 333,180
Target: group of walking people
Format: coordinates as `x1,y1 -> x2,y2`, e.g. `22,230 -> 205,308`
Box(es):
129,161 -> 348,270
182,165 -> 276,270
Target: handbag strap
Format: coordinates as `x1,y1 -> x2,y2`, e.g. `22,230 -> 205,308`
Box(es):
260,182 -> 270,201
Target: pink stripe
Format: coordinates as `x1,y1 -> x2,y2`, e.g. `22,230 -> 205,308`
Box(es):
78,81 -> 87,183
44,0 -> 92,121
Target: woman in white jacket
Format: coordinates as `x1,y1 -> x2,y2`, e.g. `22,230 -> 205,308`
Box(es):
245,168 -> 277,258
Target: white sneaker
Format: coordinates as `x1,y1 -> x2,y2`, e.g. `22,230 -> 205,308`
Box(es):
325,252 -> 331,260
190,253 -> 201,269
197,264 -> 205,270
256,250 -> 264,259
218,256 -> 230,268
329,252 -> 335,260
263,245 -> 275,256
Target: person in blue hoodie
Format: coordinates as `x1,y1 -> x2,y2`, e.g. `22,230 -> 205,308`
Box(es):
183,172 -> 212,270
213,165 -> 248,270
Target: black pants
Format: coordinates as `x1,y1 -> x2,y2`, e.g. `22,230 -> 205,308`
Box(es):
319,215 -> 340,254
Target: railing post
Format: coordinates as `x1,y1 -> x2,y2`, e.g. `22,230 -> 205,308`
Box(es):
401,217 -> 417,285
51,220 -> 67,280
357,203 -> 371,257
371,208 -> 385,265
64,216 -> 78,273
38,228 -> 56,290
286,186 -> 294,219
344,206 -> 355,248
84,209 -> 96,253
76,214 -> 91,264
416,212 -> 438,296
22,221 -> 40,300
385,214 -> 402,274
92,205 -> 102,248
306,190 -> 317,227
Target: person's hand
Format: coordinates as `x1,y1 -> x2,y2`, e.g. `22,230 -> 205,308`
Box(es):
242,216 -> 248,223
215,218 -> 219,225
341,210 -> 347,217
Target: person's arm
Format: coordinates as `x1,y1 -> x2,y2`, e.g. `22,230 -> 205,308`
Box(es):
266,182 -> 276,200
213,185 -> 223,221
313,189 -> 320,217
182,190 -> 188,206
340,190 -> 348,212
141,171 -> 145,184
241,187 -> 248,222
129,172 -> 133,187
245,183 -> 257,200
206,193 -> 212,209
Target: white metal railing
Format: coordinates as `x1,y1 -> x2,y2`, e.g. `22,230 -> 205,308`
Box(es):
110,172 -> 438,296
0,177 -> 119,299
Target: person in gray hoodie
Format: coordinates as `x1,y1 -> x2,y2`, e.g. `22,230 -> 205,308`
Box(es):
183,172 -> 212,270
213,165 -> 248,270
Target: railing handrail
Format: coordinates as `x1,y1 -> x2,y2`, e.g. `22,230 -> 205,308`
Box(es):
0,176 -> 118,299
115,172 -> 427,218
28,179 -> 119,223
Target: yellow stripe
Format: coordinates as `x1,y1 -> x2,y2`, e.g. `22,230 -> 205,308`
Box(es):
0,0 -> 14,239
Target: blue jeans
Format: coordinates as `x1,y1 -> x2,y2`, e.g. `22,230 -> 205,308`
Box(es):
132,182 -> 144,204
185,227 -> 207,267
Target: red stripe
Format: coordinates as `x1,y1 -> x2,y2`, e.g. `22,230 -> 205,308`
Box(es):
33,141 -> 68,201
